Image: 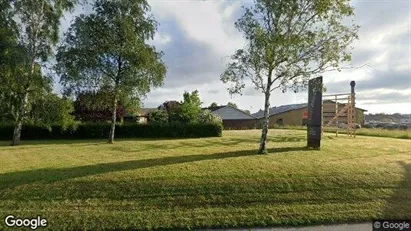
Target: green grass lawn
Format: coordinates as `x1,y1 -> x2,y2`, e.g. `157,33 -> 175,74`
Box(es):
0,130 -> 410,230
275,125 -> 411,139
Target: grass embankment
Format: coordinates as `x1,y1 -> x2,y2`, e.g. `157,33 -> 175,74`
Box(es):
0,130 -> 410,230
275,125 -> 411,139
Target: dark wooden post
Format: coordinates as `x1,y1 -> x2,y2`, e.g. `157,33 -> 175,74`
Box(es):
307,76 -> 323,149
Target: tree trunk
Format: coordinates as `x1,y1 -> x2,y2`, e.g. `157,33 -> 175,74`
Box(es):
11,91 -> 29,146
11,59 -> 35,146
258,90 -> 271,154
108,95 -> 118,144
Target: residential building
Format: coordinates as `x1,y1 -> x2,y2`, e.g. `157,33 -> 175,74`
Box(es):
205,105 -> 257,129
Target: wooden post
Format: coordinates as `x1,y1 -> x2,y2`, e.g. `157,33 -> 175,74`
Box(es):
350,81 -> 356,138
335,95 -> 338,137
321,100 -> 324,137
347,95 -> 352,137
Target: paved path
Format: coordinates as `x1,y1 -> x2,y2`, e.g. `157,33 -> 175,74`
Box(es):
200,222 -> 372,231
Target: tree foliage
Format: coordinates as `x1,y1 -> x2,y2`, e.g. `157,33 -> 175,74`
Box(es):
73,90 -> 127,123
222,0 -> 358,94
198,110 -> 223,124
227,102 -> 238,108
156,91 -> 203,124
1,0 -> 78,145
158,100 -> 181,123
29,93 -> 76,129
148,109 -> 169,124
56,0 -> 166,143
174,90 -> 202,123
209,102 -> 219,110
221,0 -> 359,153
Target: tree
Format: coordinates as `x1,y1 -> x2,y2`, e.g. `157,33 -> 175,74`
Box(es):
209,102 -> 219,110
148,109 -> 168,124
227,102 -> 238,108
174,90 -> 202,123
221,0 -> 359,153
1,0 -> 78,145
29,93 -> 76,129
0,5 -> 22,123
56,0 -> 167,143
158,100 -> 181,123
244,109 -> 251,115
198,110 -> 222,124
73,89 -> 127,123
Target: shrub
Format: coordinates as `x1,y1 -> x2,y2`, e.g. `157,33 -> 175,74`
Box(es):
198,110 -> 222,124
148,109 -> 169,124
0,122 -> 222,141
158,100 -> 181,123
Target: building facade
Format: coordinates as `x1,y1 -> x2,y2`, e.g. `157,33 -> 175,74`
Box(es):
208,105 -> 257,129
253,103 -> 366,128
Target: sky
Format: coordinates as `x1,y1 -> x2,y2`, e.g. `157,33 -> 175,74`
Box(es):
59,0 -> 411,114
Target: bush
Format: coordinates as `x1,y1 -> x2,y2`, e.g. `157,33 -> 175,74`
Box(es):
0,122 -> 222,141
148,109 -> 169,124
198,110 -> 222,124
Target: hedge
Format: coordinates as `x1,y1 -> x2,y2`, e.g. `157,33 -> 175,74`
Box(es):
0,123 -> 223,140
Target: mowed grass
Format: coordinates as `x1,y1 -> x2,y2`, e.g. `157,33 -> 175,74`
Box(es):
276,125 -> 411,139
0,130 -> 410,230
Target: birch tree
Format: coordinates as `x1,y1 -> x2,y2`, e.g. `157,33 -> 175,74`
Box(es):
56,0 -> 166,143
1,0 -> 78,145
221,0 -> 359,154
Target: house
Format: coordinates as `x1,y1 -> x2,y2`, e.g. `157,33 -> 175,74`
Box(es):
252,101 -> 367,127
123,108 -> 156,124
136,108 -> 157,124
205,105 -> 257,129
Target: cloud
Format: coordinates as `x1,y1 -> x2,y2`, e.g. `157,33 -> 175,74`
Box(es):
151,33 -> 171,46
352,0 -> 410,36
55,0 -> 411,114
152,20 -> 225,88
358,89 -> 410,104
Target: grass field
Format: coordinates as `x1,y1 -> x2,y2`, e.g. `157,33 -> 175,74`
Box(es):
0,130 -> 410,230
274,125 -> 411,139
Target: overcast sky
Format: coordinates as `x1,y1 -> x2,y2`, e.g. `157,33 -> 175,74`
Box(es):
59,0 -> 411,114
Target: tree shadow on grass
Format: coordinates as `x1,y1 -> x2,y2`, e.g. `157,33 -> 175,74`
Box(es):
270,136 -> 306,142
0,139 -> 107,148
0,130 -> 308,147
267,146 -> 311,153
201,136 -> 306,148
0,146 -> 309,190
0,137 -> 201,147
381,161 -> 411,219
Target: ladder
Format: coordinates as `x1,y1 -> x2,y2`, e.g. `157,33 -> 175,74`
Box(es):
324,104 -> 349,127
321,95 -> 356,137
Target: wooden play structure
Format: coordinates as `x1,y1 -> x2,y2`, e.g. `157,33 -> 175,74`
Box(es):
321,81 -> 357,137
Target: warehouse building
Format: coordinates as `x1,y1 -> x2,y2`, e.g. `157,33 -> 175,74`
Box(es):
252,101 -> 367,127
